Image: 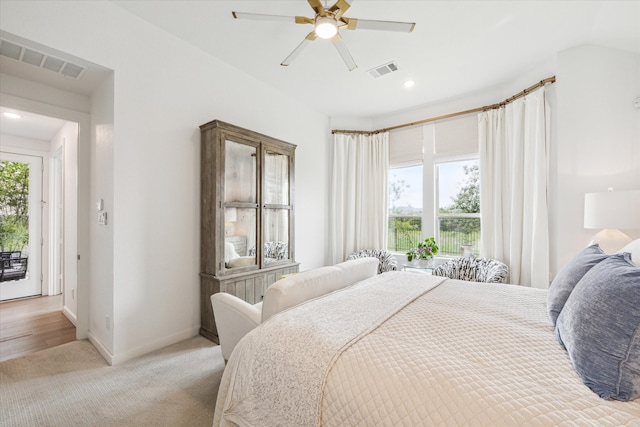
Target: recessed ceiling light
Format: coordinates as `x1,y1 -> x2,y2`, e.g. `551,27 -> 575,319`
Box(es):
404,80 -> 415,88
3,112 -> 22,119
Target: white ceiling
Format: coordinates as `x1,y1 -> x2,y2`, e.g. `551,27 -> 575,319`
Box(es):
1,1 -> 639,141
0,106 -> 69,142
111,0 -> 640,118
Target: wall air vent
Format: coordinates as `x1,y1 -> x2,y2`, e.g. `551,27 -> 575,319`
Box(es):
367,61 -> 399,78
0,39 -> 86,79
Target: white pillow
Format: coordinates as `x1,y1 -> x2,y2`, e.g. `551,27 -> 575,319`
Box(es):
617,239 -> 640,266
227,256 -> 254,268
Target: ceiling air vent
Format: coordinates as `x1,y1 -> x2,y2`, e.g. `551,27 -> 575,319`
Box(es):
0,39 -> 86,79
367,61 -> 399,78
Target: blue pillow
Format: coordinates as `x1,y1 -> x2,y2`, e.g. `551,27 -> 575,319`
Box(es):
547,244 -> 608,326
555,253 -> 640,401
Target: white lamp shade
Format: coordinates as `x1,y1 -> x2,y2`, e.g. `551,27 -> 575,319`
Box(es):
584,190 -> 640,230
588,229 -> 632,254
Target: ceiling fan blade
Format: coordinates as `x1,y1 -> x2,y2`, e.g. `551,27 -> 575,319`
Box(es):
307,0 -> 327,17
281,32 -> 318,67
331,34 -> 357,71
232,12 -> 311,24
328,0 -> 352,19
341,17 -> 415,32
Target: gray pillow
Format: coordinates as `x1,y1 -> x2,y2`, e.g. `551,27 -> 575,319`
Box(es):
555,253 -> 640,401
546,244 -> 608,326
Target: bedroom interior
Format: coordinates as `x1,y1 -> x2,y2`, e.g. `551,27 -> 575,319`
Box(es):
0,0 -> 639,425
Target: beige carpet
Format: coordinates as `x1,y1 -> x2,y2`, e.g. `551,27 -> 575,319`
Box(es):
0,336 -> 225,426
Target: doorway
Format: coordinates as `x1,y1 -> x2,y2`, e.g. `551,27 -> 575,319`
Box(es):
0,152 -> 43,301
50,147 -> 63,297
0,102 -> 85,363
0,31 -> 113,353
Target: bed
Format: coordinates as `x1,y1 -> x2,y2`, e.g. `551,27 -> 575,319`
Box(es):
213,265 -> 640,426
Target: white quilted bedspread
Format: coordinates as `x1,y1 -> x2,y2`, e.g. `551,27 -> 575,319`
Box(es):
215,275 -> 640,426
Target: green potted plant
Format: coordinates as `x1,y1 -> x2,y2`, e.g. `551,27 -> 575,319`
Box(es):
407,237 -> 439,267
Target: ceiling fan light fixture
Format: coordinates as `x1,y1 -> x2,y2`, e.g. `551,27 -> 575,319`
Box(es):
315,16 -> 338,39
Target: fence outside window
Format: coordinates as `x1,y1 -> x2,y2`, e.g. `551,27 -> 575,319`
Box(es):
388,215 -> 480,257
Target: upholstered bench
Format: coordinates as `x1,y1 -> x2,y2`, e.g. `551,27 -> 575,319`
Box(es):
211,257 -> 379,361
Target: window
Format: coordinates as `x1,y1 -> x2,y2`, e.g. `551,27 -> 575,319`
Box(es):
388,165 -> 422,252
387,115 -> 480,258
436,159 -> 480,257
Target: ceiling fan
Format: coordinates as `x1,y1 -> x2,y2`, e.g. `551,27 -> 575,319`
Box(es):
232,0 -> 415,71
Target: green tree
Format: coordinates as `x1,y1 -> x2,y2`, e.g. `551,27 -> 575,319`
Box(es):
441,164 -> 480,238
389,175 -> 410,214
388,174 -> 421,251
0,161 -> 30,252
448,164 -> 479,213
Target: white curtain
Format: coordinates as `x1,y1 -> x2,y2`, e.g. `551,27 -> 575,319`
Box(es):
330,132 -> 389,264
478,87 -> 550,288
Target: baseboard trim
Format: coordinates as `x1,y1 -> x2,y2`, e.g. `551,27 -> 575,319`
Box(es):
88,332 -> 114,366
62,306 -> 77,327
110,326 -> 201,366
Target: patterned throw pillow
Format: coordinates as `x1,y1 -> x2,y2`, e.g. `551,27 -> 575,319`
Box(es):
546,244 -> 609,327
249,242 -> 289,260
555,253 -> 640,401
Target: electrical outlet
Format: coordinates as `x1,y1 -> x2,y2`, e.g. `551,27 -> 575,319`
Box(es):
106,315 -> 110,330
71,288 -> 75,300
98,211 -> 107,225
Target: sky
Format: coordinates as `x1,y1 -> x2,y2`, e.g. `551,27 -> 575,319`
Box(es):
390,159 -> 478,212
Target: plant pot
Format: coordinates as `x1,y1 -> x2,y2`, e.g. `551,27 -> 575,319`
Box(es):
417,258 -> 433,268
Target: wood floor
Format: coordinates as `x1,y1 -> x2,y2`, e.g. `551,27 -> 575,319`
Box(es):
0,294 -> 76,362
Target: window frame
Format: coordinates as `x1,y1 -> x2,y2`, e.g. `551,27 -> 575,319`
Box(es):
387,163 -> 424,254
387,136 -> 481,258
435,155 -> 481,258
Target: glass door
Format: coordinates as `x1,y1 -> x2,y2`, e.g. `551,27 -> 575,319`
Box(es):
0,152 -> 43,300
223,139 -> 258,269
262,150 -> 291,266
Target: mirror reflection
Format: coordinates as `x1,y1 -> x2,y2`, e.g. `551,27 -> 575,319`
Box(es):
262,209 -> 289,265
264,152 -> 289,205
224,207 -> 257,268
223,145 -> 291,269
225,140 -> 256,203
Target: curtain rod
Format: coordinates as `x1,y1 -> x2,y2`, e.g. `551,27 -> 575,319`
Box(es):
331,76 -> 556,135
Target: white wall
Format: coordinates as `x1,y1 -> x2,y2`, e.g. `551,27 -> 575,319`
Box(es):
0,133 -> 50,153
553,45 -> 640,274
89,73 -> 115,354
0,73 -> 91,114
1,0 -> 329,363
370,55 -> 557,131
50,122 -> 79,321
